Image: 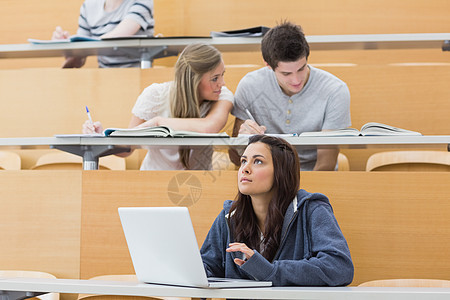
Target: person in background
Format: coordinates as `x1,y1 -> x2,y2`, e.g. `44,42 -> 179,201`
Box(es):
201,135 -> 354,286
83,43 -> 234,170
230,21 -> 351,171
52,0 -> 154,68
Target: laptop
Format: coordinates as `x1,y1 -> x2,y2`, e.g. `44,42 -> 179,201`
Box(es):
118,206 -> 272,288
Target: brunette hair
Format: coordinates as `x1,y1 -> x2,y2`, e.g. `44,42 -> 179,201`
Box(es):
230,135 -> 300,261
261,21 -> 310,70
170,43 -> 222,169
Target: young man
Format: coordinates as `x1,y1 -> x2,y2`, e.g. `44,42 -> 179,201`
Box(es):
230,21 -> 351,171
52,0 -> 154,68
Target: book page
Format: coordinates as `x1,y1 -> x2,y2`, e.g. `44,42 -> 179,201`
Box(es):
299,128 -> 360,137
360,122 -> 422,136
103,126 -> 229,138
28,35 -> 100,44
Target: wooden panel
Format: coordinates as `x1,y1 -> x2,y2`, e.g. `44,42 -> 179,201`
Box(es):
2,0 -> 449,43
301,172 -> 450,284
1,0 -> 449,69
80,170 -> 237,279
0,171 -> 82,279
80,171 -> 450,285
0,0 -> 82,43
0,171 -> 448,285
154,0 -> 450,36
320,64 -> 450,135
0,64 -> 448,170
0,0 -> 84,69
1,65 -> 447,139
0,68 -> 141,137
139,67 -> 175,91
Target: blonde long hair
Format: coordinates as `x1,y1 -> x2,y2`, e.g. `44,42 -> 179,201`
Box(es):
170,43 -> 222,169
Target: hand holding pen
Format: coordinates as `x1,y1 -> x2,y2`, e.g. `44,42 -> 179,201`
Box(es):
82,106 -> 104,134
239,108 -> 266,134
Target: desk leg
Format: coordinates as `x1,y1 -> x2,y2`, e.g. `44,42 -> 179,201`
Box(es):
443,40 -> 450,51
0,291 -> 46,300
51,145 -> 131,170
139,46 -> 170,69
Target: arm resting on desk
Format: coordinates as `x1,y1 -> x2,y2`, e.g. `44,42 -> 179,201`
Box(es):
132,100 -> 233,133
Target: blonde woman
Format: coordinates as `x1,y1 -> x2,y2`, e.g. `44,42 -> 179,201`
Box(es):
83,43 -> 234,170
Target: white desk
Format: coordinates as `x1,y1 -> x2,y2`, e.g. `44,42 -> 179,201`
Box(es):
1,277 -> 450,300
1,33 -> 449,68
0,135 -> 448,170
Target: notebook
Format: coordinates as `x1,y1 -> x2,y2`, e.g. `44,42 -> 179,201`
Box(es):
118,207 -> 272,289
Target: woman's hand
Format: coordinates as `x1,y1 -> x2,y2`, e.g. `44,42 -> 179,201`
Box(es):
226,242 -> 255,266
82,120 -> 103,134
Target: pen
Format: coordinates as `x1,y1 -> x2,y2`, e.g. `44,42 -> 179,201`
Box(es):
245,108 -> 256,122
85,106 -> 93,124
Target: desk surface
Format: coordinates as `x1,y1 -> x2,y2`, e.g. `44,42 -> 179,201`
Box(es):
1,277 -> 450,300
1,136 -> 447,170
1,33 -> 449,60
0,135 -> 448,149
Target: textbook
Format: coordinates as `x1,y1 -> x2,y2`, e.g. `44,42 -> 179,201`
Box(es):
28,35 -> 101,44
238,133 -> 298,138
29,35 -> 207,44
103,126 -> 230,138
299,122 -> 422,137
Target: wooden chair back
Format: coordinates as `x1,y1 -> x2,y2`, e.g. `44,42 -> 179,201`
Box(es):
0,270 -> 59,300
0,151 -> 21,170
338,153 -> 350,171
31,152 -> 126,170
358,278 -> 450,287
366,151 -> 450,172
77,275 -> 187,300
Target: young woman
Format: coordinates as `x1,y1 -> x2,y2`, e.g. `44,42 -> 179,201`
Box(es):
83,43 -> 234,170
201,135 -> 354,286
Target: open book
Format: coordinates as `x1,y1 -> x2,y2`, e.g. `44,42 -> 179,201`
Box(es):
103,126 -> 229,138
238,133 -> 298,138
299,122 -> 422,137
28,35 -> 101,44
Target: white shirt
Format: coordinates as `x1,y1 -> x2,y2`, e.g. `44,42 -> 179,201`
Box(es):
132,82 -> 234,170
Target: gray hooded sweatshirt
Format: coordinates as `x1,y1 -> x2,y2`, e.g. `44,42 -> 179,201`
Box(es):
200,189 -> 354,286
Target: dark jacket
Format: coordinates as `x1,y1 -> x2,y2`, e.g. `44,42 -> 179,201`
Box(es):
200,189 -> 354,286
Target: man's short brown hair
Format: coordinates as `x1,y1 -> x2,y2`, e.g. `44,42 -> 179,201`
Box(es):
261,21 -> 310,70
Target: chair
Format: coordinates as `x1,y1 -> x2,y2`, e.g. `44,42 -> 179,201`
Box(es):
366,150 -> 450,171
337,153 -> 350,171
77,275 -> 187,300
0,270 -> 59,300
31,152 -> 126,170
0,150 -> 21,170
358,278 -> 450,287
